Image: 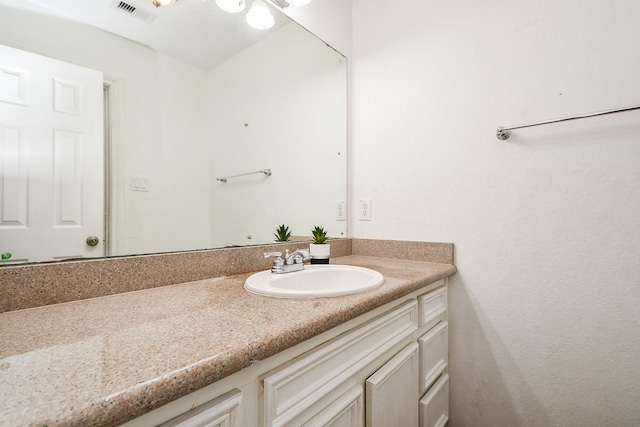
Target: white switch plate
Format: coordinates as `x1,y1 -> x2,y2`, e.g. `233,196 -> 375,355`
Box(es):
336,200 -> 347,221
131,176 -> 149,192
359,199 -> 372,221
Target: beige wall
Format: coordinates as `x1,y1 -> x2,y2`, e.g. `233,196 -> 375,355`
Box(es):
208,23 -> 347,246
351,0 -> 640,425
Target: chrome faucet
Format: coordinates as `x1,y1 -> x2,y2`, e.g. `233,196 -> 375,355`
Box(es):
264,248 -> 311,274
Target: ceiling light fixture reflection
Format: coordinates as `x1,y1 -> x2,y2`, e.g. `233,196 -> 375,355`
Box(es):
149,0 -> 177,7
246,0 -> 274,30
215,0 -> 246,13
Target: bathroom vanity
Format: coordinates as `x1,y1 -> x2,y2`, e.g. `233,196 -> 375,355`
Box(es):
0,240 -> 455,426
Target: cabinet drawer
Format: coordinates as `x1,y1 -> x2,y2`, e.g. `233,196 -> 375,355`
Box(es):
262,300 -> 418,427
159,389 -> 242,427
419,374 -> 449,427
418,321 -> 448,395
418,285 -> 447,330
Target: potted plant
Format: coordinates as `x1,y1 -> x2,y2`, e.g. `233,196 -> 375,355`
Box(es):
273,224 -> 292,242
309,225 -> 330,264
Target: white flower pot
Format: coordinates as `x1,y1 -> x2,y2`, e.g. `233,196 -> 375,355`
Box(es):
309,243 -> 330,263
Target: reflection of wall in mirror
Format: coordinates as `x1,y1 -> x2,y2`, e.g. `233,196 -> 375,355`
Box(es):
208,23 -> 348,247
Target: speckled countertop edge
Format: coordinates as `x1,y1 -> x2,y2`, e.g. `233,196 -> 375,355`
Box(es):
0,254 -> 455,426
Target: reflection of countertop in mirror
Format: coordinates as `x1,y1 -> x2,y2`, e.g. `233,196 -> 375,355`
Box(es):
0,243 -> 455,426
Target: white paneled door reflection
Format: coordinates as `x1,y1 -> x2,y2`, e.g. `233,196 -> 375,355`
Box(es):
0,44 -> 103,263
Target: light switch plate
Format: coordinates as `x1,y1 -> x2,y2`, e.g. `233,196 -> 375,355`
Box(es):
131,176 -> 149,192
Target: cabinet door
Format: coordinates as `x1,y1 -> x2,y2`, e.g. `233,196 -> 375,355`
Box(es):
366,342 -> 419,427
159,389 -> 242,427
302,386 -> 364,427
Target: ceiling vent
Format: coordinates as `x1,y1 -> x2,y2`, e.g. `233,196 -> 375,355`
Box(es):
111,1 -> 158,24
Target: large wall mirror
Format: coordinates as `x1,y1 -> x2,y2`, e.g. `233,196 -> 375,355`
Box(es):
0,0 -> 347,265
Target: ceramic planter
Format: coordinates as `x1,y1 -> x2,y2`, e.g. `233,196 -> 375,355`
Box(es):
309,243 -> 330,264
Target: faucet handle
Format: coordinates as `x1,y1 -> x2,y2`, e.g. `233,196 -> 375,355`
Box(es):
285,248 -> 311,265
264,251 -> 284,268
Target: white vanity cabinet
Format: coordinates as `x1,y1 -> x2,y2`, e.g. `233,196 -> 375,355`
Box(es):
261,280 -> 448,427
123,280 -> 448,427
261,299 -> 418,427
366,284 -> 448,427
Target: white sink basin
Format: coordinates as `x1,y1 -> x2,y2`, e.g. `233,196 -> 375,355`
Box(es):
245,265 -> 384,298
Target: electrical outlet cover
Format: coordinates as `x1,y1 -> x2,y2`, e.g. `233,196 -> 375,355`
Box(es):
359,199 -> 372,221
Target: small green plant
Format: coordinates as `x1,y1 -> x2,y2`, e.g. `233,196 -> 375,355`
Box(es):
274,224 -> 292,242
1,252 -> 11,260
311,226 -> 328,244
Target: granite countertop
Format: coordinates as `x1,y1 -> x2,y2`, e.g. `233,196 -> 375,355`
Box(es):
0,255 -> 456,427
